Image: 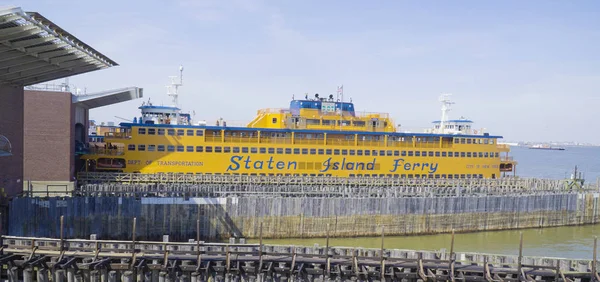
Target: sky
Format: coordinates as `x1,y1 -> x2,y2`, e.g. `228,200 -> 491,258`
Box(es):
8,0 -> 600,143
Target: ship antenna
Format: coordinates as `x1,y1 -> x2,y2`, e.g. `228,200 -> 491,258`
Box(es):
438,93 -> 454,134
167,65 -> 184,107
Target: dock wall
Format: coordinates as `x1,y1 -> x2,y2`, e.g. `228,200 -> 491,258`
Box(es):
8,193 -> 600,240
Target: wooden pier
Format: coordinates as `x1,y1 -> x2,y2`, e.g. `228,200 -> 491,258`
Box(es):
2,219 -> 600,282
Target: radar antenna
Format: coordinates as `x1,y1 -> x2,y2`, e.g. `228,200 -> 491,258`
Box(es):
438,93 -> 454,134
167,65 -> 184,107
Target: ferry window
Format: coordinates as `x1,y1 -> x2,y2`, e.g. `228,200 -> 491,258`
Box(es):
364,150 -> 370,156
472,152 -> 478,157
326,149 -> 332,155
272,118 -> 277,124
461,152 -> 466,157
168,145 -> 175,152
435,152 -> 440,157
467,152 -> 472,157
394,151 -> 399,156
148,129 -> 156,135
490,140 -> 495,144
401,151 -> 406,156
454,138 -> 460,144
415,151 -> 421,157
185,146 -> 193,152
258,148 -> 264,153
407,174 -> 413,179
484,139 -> 489,144
379,150 -> 385,156
148,145 -> 156,152
342,149 -> 348,155
460,138 -> 466,144
448,174 -> 453,179
349,150 -> 355,156
242,147 -> 249,153
495,152 -> 499,158
138,128 -> 146,135
294,148 -> 301,154
168,129 -> 175,136
310,149 -> 317,155
285,148 -> 292,154
357,150 -> 363,156
460,174 -> 466,179
300,148 -> 307,154
276,148 -> 283,154
427,152 -> 433,157
386,150 -> 392,156
372,150 -> 378,156
318,149 -> 324,155
233,147 -> 239,153
224,147 -> 231,153
196,146 -> 203,152
187,130 -> 194,136
441,152 -> 447,157
215,146 -> 222,153
478,152 -> 483,158
177,146 -> 184,152
334,149 -> 340,155
196,130 -> 204,136
128,144 -> 135,151
454,152 -> 459,157
467,139 -> 472,144
435,174 -> 440,179
138,145 -> 146,151
408,151 -> 414,157
268,148 -> 275,154
158,145 -> 165,152
158,129 -> 165,135
177,129 -> 184,136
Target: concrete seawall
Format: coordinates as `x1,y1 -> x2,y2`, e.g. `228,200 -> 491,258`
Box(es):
8,193 -> 600,240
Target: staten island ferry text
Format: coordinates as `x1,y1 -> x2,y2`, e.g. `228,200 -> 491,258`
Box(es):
226,156 -> 439,173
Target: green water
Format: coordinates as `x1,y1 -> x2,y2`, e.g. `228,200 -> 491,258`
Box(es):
251,224 -> 600,260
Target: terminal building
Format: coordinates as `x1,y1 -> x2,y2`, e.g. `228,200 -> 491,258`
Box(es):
0,6 -> 142,198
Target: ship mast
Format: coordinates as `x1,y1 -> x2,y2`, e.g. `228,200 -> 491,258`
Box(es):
438,93 -> 454,134
337,85 -> 343,130
167,66 -> 184,124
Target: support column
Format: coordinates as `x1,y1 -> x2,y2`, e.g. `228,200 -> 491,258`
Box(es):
0,85 -> 24,198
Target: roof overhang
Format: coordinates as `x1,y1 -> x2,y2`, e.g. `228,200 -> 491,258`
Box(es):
73,87 -> 143,109
0,6 -> 117,86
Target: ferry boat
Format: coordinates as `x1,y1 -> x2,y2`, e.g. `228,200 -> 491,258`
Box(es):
80,68 -> 516,179
528,144 -> 565,150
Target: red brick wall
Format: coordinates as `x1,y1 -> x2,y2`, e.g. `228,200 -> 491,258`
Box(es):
23,90 -> 73,182
0,85 -> 24,197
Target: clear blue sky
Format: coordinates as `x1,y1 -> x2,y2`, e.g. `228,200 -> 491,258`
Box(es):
11,0 -> 600,143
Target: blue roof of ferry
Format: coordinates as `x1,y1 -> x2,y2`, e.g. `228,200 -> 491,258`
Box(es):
139,105 -> 181,110
431,119 -> 473,123
118,122 -> 502,139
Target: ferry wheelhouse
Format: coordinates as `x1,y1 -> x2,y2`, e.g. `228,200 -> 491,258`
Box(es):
80,68 -> 516,179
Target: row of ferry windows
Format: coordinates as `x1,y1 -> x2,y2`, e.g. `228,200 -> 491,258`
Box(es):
136,128 -> 495,145
128,144 -> 500,158
181,172 -> 485,179
137,128 -> 204,136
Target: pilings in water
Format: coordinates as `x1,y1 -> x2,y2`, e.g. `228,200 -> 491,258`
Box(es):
9,192 -> 600,240
1,225 -> 599,282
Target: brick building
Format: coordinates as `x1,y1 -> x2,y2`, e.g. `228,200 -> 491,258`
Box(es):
0,6 -> 141,197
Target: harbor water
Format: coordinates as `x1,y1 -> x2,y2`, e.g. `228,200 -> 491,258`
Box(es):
256,145 -> 600,259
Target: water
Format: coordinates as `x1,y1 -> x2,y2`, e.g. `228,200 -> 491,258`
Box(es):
257,146 -> 600,259
510,145 -> 600,181
256,224 -> 599,260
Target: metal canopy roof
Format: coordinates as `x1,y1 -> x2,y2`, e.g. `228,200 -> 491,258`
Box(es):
0,6 -> 117,86
73,87 -> 143,109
